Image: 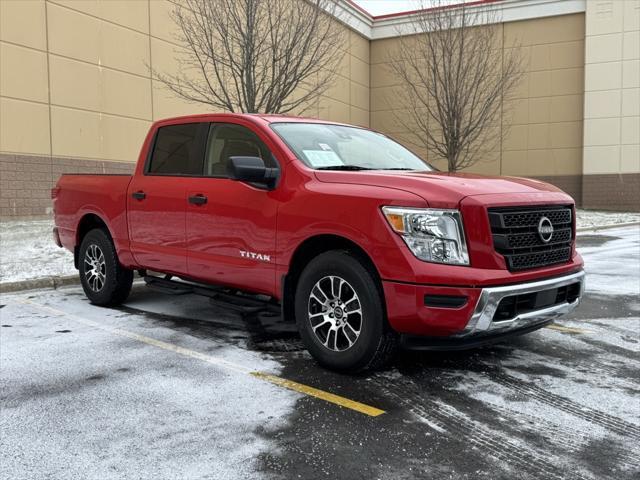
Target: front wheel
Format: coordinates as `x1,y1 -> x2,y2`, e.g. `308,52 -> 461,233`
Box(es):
294,251 -> 398,372
79,228 -> 133,306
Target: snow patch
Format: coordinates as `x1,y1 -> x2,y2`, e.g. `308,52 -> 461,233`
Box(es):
0,220 -> 75,283
577,226 -> 640,296
576,209 -> 640,230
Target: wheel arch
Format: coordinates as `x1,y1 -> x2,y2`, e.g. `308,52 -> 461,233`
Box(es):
74,213 -> 113,269
282,234 -> 385,324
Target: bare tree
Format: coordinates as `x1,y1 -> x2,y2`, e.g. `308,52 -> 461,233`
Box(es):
153,0 -> 345,114
391,1 -> 524,172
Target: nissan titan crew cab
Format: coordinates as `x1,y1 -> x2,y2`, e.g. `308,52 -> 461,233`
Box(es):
52,114 -> 585,372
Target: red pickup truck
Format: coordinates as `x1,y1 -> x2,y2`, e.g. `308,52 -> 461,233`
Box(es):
53,113 -> 585,371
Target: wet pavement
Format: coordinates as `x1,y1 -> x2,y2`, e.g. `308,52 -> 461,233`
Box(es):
1,227 -> 638,479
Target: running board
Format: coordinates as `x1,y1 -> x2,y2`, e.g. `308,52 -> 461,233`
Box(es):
208,291 -> 279,314
144,276 -> 193,295
143,275 -> 279,314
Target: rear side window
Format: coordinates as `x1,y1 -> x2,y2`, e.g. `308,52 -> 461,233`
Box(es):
147,123 -> 207,175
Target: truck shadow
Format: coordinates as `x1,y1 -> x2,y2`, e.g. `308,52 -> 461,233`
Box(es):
116,284 -> 303,353
113,282 -> 636,392
114,283 -> 537,376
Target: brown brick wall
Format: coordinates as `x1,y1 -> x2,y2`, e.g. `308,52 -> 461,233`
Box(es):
582,173 -> 640,212
0,153 -> 134,219
531,175 -> 583,206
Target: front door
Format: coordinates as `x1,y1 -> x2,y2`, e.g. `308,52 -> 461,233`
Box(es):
186,122 -> 280,296
128,122 -> 208,275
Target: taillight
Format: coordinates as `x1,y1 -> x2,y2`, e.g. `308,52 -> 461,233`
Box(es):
51,187 -> 60,199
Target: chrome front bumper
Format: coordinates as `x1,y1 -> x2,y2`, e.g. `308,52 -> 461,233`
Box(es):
460,270 -> 585,337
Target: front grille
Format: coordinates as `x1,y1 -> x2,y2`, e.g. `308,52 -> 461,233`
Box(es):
489,205 -> 574,271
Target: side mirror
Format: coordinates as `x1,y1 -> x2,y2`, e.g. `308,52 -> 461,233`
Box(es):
227,156 -> 279,189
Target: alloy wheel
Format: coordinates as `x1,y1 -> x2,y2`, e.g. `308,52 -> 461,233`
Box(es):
307,275 -> 362,352
84,244 -> 106,292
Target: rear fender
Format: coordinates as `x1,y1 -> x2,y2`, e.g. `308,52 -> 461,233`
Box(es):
75,207 -> 137,269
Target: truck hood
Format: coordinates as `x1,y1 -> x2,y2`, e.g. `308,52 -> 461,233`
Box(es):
314,170 -> 566,208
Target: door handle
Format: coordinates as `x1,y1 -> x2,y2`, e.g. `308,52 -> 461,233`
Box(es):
188,194 -> 207,205
132,191 -> 146,200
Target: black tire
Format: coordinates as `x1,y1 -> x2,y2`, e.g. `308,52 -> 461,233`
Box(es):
78,228 -> 133,306
294,250 -> 398,373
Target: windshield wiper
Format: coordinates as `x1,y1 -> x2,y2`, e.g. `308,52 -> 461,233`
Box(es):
380,167 -> 415,171
315,165 -> 374,171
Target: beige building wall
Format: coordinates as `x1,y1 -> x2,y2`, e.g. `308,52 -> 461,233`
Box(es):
0,0 -> 369,161
0,0 -> 369,217
501,13 -> 584,201
318,29 -> 370,128
0,1 -> 637,217
582,0 -> 639,210
369,35 -> 432,166
370,13 -> 586,201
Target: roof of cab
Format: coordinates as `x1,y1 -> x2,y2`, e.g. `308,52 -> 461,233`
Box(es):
152,112 -> 353,128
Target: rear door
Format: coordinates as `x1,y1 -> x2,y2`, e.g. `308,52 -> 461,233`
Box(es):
185,122 -> 280,296
127,122 -> 208,275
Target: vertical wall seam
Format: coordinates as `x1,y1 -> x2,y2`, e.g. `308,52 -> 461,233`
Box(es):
500,21 -> 505,176
148,0 -> 154,121
44,0 -> 54,204
580,25 -> 586,207
367,32 -> 372,128
348,33 -> 352,124
617,0 -> 626,175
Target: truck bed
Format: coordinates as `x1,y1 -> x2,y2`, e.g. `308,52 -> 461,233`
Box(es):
53,174 -> 133,259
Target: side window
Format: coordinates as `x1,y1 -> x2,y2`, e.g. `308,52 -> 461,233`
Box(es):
205,123 -> 276,177
147,123 -> 207,175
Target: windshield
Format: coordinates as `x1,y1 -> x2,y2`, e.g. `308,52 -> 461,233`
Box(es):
270,122 -> 433,171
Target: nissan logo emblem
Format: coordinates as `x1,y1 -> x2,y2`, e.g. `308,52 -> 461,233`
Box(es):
538,216 -> 554,243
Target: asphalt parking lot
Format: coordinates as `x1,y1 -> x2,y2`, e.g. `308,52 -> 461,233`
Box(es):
1,227 -> 639,480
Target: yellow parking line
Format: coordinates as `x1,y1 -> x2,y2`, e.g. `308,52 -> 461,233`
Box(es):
18,299 -> 385,417
252,372 -> 385,417
545,324 -> 591,334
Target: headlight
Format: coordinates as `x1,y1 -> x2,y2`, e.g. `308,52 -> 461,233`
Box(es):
382,207 -> 470,265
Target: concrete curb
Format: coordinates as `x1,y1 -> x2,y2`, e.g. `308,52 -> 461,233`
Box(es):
0,275 -> 79,294
576,221 -> 640,233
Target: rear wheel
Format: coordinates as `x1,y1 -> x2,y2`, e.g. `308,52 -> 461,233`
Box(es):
79,228 -> 133,306
294,251 -> 397,372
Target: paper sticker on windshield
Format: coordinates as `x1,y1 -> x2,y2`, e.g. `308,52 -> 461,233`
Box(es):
318,143 -> 332,151
303,150 -> 344,167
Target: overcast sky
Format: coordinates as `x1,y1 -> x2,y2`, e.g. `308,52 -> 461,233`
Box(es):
353,0 -> 463,16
